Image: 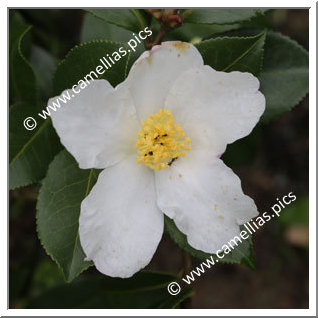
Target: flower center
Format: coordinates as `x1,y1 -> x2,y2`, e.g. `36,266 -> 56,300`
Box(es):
135,109 -> 192,171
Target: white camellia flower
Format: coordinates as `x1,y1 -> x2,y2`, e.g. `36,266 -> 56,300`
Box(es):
50,41 -> 265,278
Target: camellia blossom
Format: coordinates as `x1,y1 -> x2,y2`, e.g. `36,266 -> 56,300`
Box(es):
50,41 -> 265,278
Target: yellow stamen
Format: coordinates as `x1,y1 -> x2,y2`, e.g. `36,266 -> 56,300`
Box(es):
135,109 -> 192,171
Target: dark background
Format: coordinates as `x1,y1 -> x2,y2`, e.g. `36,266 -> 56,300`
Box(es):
9,9 -> 309,309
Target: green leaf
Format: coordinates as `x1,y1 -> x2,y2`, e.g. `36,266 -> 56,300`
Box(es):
125,42 -> 145,77
9,10 -> 27,53
30,45 -> 57,101
80,13 -> 146,73
54,40 -> 133,95
87,9 -> 149,32
167,23 -> 240,42
36,150 -> 101,282
184,9 -> 267,25
10,24 -> 37,105
259,31 -> 309,122
195,32 -> 266,76
9,15 -> 62,190
27,271 -> 193,309
222,127 -> 261,167
9,102 -> 62,189
165,216 -> 255,269
81,12 -> 134,43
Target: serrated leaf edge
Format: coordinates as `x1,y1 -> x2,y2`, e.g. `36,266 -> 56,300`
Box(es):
53,39 -> 130,94
185,9 -> 267,25
86,9 -> 139,32
35,150 -> 94,282
165,216 -> 255,268
260,31 -> 309,123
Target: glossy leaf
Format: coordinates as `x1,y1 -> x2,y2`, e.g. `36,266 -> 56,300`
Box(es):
87,9 -> 149,32
259,31 -> 309,122
54,40 -> 133,94
27,271 -> 193,309
37,150 -> 101,282
184,9 -> 266,25
80,14 -> 145,74
30,45 -> 56,101
195,32 -> 266,76
9,102 -> 62,189
9,15 -> 62,190
165,216 -> 255,269
81,12 -> 134,43
167,23 -> 240,42
125,42 -> 145,77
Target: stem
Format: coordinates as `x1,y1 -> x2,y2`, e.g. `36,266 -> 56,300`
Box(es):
145,25 -> 166,49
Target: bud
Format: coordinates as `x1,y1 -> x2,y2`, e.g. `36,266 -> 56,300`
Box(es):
165,13 -> 183,29
161,9 -> 183,29
148,9 -> 183,30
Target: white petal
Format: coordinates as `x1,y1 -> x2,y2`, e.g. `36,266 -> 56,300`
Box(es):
79,155 -> 163,278
124,41 -> 204,120
50,80 -> 139,169
155,151 -> 258,253
165,66 -> 265,154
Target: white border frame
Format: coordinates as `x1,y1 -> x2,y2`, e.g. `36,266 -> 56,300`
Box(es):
3,1 -> 316,316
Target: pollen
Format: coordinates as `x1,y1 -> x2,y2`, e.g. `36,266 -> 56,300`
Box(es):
135,109 -> 192,171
